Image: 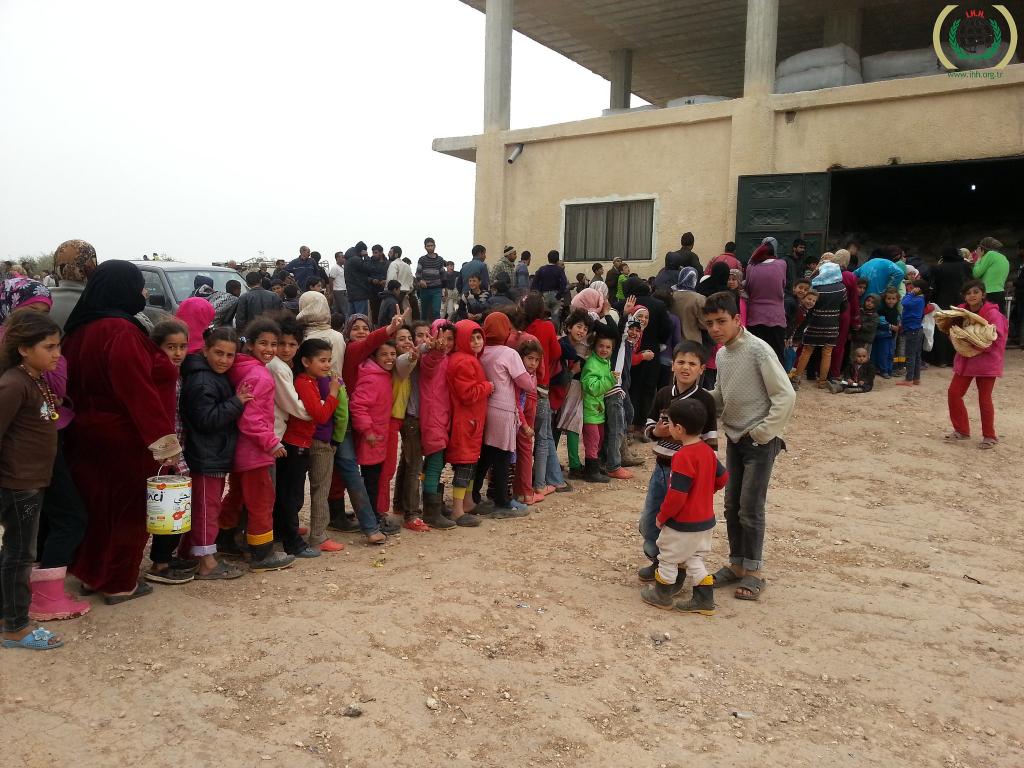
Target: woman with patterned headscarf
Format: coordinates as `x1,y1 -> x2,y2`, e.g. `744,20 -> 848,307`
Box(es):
48,240 -> 98,331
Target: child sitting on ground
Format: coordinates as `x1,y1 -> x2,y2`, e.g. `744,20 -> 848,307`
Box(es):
640,398 -> 728,615
638,340 -> 718,585
827,346 -> 876,394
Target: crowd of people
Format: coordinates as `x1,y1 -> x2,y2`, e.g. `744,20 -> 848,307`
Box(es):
0,231 -> 1011,650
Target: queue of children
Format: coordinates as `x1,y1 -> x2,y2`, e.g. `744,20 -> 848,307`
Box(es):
0,234 -> 1010,649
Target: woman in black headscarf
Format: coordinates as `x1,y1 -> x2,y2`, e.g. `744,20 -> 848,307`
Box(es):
928,247 -> 973,367
63,261 -> 181,603
698,260 -> 731,298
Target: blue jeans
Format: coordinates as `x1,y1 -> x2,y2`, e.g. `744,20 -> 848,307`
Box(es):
419,287 -> 442,322
532,393 -> 564,490
872,335 -> 894,375
603,393 -> 627,471
333,432 -> 381,535
904,328 -> 923,382
639,463 -> 671,561
350,299 -> 369,318
724,435 -> 783,572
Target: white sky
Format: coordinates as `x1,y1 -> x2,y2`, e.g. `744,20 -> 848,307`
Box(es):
0,0 -> 643,268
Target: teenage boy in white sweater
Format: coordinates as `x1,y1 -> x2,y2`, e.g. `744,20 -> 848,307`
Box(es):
702,291 -> 795,601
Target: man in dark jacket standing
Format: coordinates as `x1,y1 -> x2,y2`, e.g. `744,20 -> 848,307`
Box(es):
785,238 -> 807,289
344,241 -> 372,317
457,244 -> 489,292
605,256 -> 624,297
235,271 -> 283,330
285,245 -> 318,290
367,245 -> 389,325
665,232 -> 701,273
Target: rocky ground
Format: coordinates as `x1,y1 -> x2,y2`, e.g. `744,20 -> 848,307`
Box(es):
3,358 -> 1023,768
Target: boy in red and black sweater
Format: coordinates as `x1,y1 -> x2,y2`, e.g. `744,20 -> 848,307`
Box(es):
640,397 -> 727,615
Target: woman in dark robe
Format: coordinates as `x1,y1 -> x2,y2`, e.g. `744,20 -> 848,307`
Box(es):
63,261 -> 180,603
928,248 -> 972,367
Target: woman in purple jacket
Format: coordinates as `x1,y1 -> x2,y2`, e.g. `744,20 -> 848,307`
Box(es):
743,243 -> 788,365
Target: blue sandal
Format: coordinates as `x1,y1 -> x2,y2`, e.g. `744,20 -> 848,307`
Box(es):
3,627 -> 64,650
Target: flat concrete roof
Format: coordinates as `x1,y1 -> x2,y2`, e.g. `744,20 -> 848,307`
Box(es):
457,0 -> 950,104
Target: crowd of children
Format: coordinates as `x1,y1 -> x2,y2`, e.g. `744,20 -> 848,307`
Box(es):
0,235 -> 1011,649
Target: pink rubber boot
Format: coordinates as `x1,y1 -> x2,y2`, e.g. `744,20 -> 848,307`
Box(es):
29,567 -> 91,620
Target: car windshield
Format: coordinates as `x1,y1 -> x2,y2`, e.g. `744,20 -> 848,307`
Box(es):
164,270 -> 245,302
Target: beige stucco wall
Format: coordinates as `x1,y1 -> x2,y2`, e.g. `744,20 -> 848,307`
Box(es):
437,66 -> 1024,278
773,77 -> 1024,172
502,116 -> 733,274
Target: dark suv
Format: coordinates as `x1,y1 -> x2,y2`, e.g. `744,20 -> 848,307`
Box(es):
131,261 -> 248,324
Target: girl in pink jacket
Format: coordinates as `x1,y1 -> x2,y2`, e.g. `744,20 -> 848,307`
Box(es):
418,319 -> 456,529
473,313 -> 535,517
349,340 -> 397,520
947,280 -> 1008,448
219,319 -> 293,572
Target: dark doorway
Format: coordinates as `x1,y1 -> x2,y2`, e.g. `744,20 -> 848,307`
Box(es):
828,157 -> 1023,260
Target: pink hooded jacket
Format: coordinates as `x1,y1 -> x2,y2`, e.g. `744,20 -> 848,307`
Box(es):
349,356 -> 393,466
176,297 -> 215,354
226,353 -> 279,472
953,301 -> 1008,378
418,318 -> 452,456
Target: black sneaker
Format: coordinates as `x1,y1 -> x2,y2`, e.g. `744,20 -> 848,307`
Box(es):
328,515 -> 361,533
379,517 -> 402,536
293,546 -> 321,559
169,557 -> 200,573
250,552 -> 295,572
143,566 -> 195,585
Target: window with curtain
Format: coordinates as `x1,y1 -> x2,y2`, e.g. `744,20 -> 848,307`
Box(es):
563,199 -> 654,263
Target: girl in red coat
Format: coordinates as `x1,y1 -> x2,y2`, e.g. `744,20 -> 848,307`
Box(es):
446,320 -> 493,526
418,319 -> 456,529
279,338 -> 340,557
349,340 -> 397,523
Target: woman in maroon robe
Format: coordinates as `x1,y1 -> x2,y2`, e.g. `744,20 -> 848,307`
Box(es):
63,261 -> 180,602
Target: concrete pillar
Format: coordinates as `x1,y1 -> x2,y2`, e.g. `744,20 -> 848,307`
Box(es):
823,7 -> 863,51
727,0 -> 780,238
609,48 -> 633,110
473,133 -> 507,265
483,0 -> 513,132
742,0 -> 780,97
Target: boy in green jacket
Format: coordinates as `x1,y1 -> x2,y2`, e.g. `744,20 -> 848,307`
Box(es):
580,326 -> 618,484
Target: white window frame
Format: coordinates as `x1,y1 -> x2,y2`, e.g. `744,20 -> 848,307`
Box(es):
559,193 -> 660,263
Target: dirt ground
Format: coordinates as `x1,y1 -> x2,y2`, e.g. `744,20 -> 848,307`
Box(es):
3,357 -> 1023,768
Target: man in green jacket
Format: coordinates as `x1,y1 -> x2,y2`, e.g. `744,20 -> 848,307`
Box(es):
972,236 -> 1009,313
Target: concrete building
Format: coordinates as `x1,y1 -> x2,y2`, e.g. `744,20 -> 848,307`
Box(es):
433,0 -> 1024,273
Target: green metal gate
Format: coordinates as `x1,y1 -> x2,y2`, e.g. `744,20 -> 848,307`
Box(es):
735,173 -> 829,264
